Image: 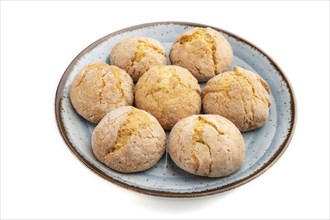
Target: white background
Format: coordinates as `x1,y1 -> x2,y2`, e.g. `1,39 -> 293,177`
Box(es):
1,1 -> 329,219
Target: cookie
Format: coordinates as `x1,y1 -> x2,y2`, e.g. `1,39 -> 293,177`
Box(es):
168,115 -> 245,178
70,62 -> 134,123
135,65 -> 201,130
110,36 -> 167,82
202,66 -> 271,132
92,106 -> 166,173
170,27 -> 233,82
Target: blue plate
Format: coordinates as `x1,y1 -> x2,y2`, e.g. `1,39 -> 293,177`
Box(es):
55,22 -> 297,197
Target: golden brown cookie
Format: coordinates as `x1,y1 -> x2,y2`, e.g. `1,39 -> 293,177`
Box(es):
92,106 -> 166,173
168,115 -> 245,177
70,62 -> 133,123
110,36 -> 167,82
202,66 -> 271,132
135,65 -> 202,130
170,27 -> 233,82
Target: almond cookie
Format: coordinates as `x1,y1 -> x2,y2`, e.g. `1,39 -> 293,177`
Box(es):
170,27 -> 233,82
70,62 -> 133,123
92,106 -> 166,173
202,66 -> 271,132
110,36 -> 167,82
168,115 -> 245,178
135,65 -> 201,130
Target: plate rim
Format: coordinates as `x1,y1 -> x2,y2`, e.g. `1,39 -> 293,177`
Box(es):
54,21 -> 297,198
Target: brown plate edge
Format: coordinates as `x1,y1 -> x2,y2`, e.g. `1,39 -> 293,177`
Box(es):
54,21 -> 297,198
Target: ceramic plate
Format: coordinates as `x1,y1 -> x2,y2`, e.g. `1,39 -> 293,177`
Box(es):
55,22 -> 297,197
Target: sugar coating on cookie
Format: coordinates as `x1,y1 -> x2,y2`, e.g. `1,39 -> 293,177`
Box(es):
202,66 -> 271,132
135,65 -> 202,130
70,62 -> 133,123
170,27 -> 233,82
168,115 -> 245,178
110,36 -> 167,82
92,106 -> 166,173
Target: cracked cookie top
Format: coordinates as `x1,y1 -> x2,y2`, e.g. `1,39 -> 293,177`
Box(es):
92,106 -> 166,173
202,66 -> 271,132
168,114 -> 245,178
135,65 -> 202,130
169,27 -> 233,83
110,36 -> 167,82
70,62 -> 134,123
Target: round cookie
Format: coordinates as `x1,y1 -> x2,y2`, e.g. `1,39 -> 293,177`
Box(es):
135,65 -> 201,130
92,106 -> 166,173
70,62 -> 133,123
170,27 -> 233,82
202,66 -> 271,132
110,36 -> 167,82
168,115 -> 245,178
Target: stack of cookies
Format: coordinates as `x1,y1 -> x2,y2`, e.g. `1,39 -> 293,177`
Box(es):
70,27 -> 271,178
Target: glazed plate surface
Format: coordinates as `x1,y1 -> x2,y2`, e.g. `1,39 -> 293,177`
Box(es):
55,22 -> 296,197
